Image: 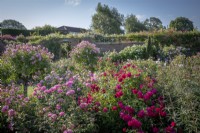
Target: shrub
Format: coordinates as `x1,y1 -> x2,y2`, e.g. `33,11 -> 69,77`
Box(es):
32,25 -> 58,36
28,34 -> 68,60
16,34 -> 27,43
107,45 -> 147,62
158,45 -> 188,62
0,84 -> 38,132
124,59 -> 159,78
70,41 -> 100,72
157,54 -> 200,132
33,70 -> 97,133
2,44 -> 53,96
83,63 -> 178,132
0,34 -> 16,41
0,59 -> 16,85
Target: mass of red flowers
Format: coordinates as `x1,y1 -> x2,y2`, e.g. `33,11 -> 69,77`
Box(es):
84,63 -> 177,132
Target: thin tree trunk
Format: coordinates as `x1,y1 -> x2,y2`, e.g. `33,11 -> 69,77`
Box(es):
24,82 -> 28,97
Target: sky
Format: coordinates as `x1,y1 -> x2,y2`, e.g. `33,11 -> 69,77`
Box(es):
0,0 -> 200,30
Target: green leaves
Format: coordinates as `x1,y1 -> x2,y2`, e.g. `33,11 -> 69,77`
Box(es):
92,3 -> 124,34
169,17 -> 194,31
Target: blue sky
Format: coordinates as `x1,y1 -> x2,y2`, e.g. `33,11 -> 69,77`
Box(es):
0,0 -> 200,29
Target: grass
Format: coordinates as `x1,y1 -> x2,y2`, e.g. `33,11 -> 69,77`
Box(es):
28,86 -> 34,96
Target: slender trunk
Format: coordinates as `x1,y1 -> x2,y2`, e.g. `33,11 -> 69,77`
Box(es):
24,82 -> 28,97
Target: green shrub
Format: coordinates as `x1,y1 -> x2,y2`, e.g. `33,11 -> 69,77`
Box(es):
51,58 -> 71,75
107,45 -> 147,62
32,25 -> 58,36
16,34 -> 27,43
28,34 -> 68,60
157,54 -> 200,132
125,59 -> 159,78
158,45 -> 188,62
0,59 -> 16,85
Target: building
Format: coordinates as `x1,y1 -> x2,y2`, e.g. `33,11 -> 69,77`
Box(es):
57,26 -> 87,34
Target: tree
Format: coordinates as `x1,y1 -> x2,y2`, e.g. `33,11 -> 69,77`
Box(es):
32,24 -> 57,35
124,14 -> 146,33
144,17 -> 163,31
0,19 -> 26,30
169,17 -> 194,31
91,3 -> 124,34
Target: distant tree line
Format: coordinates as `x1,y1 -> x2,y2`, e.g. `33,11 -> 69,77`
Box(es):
0,3 -> 196,35
91,3 -> 195,34
0,20 -> 58,36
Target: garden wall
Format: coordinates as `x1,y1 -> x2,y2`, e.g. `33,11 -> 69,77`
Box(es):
95,42 -> 144,52
64,38 -> 144,52
70,41 -> 144,53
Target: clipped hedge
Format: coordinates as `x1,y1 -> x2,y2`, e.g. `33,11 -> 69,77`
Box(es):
1,29 -> 33,36
1,28 -> 59,36
94,31 -> 200,50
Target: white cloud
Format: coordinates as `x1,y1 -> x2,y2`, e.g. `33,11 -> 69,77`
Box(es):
65,0 -> 81,6
136,15 -> 146,21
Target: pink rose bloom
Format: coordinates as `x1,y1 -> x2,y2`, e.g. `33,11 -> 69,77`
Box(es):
103,107 -> 108,112
56,104 -> 61,110
8,109 -> 15,117
79,103 -> 88,109
66,80 -> 74,88
66,90 -> 75,96
63,129 -> 73,133
1,105 -> 9,113
59,112 -> 65,117
51,114 -> 57,121
40,86 -> 46,91
48,112 -> 53,117
57,89 -> 63,94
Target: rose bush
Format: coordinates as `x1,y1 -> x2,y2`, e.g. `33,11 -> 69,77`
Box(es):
0,84 -> 39,132
33,70 -> 97,133
70,41 -> 100,72
83,63 -> 178,132
2,44 -> 53,96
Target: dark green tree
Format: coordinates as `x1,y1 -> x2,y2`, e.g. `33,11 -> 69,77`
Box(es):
124,14 -> 146,33
169,17 -> 194,31
91,3 -> 124,34
32,24 -> 57,35
1,19 -> 26,30
144,17 -> 163,31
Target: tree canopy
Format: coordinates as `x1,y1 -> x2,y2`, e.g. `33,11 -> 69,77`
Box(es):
124,14 -> 146,33
144,17 -> 163,31
0,19 -> 26,30
91,3 -> 124,34
32,24 -> 57,35
169,17 -> 194,31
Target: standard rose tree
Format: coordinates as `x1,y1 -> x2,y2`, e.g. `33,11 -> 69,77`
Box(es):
2,44 -> 54,96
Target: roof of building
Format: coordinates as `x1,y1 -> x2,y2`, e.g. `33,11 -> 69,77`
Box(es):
57,26 -> 86,33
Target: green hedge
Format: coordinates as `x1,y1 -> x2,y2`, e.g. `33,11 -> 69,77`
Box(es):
121,31 -> 200,48
28,34 -> 69,60
1,29 -> 59,36
2,29 -> 33,36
